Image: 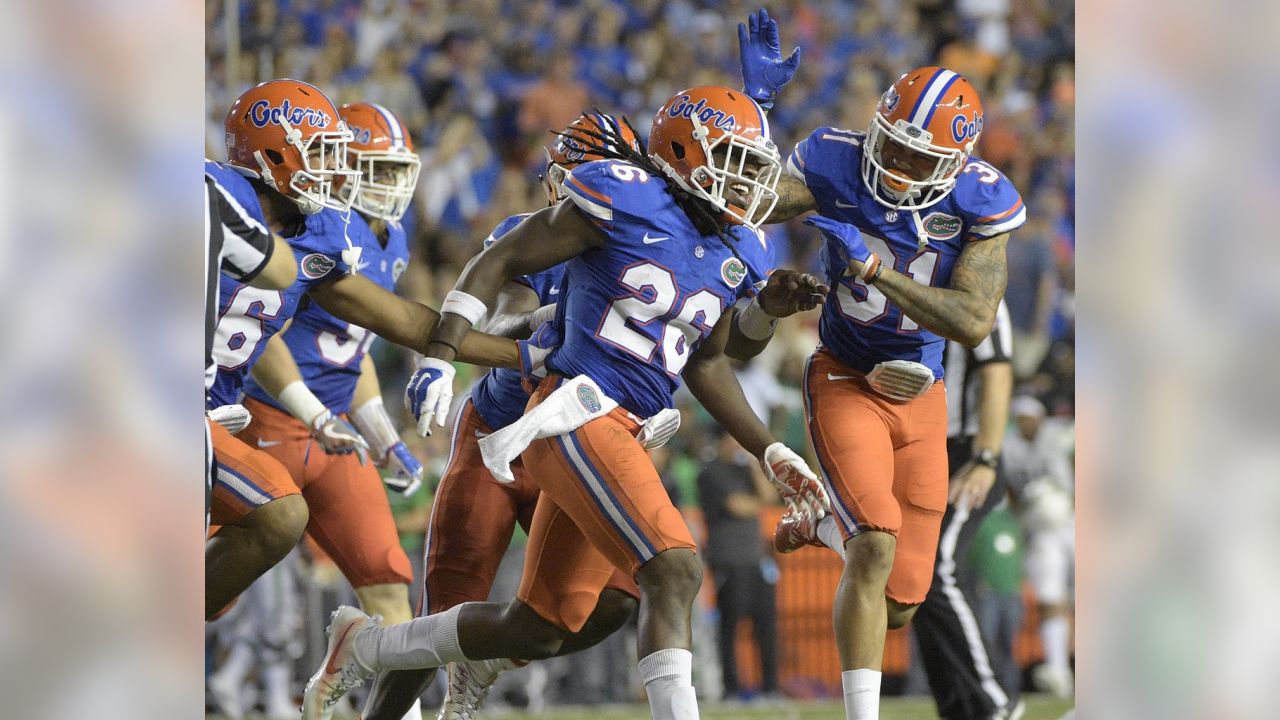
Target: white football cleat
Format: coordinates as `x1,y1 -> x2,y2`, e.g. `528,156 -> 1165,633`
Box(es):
302,605 -> 378,720
437,658 -> 516,720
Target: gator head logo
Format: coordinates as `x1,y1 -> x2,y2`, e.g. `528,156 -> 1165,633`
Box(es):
577,383 -> 602,413
300,252 -> 337,279
922,212 -> 963,240
667,95 -> 738,132
248,98 -> 334,130
721,257 -> 747,288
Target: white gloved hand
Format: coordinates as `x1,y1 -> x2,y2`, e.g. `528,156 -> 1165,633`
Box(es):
405,357 -> 456,436
761,442 -> 830,521
528,303 -> 557,331
308,410 -> 371,465
383,442 -> 424,496
637,408 -> 681,450
207,404 -> 253,435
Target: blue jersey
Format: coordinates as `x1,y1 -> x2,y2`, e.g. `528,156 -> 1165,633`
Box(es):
787,127 -> 1026,378
543,159 -> 775,418
470,212 -> 568,430
207,161 -> 352,408
242,213 -> 409,415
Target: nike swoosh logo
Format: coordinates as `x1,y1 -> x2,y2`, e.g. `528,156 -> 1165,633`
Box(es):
323,426 -> 354,441
827,373 -> 859,381
549,286 -> 559,295
325,623 -> 357,675
834,200 -> 858,209
256,439 -> 282,448
475,429 -> 490,439
642,233 -> 669,244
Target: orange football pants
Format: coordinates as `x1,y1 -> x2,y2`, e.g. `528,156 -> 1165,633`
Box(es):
419,394 -> 638,617
804,349 -> 949,605
208,418 -> 301,526
516,377 -> 692,632
236,397 -> 412,588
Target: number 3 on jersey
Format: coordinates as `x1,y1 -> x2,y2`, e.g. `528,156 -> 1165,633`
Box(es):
836,234 -> 938,332
598,262 -> 722,375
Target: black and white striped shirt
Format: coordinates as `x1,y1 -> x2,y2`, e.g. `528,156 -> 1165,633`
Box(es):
205,174 -> 274,392
944,299 -> 1013,439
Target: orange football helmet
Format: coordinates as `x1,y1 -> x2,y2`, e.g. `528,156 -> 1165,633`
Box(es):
224,79 -> 360,214
542,112 -> 641,206
649,86 -> 780,229
862,66 -> 984,210
338,102 -> 421,222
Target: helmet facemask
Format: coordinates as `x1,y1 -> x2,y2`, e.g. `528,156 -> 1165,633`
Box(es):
663,113 -> 782,230
541,147 -> 569,206
341,147 -> 420,222
257,115 -> 362,214
861,112 -> 967,211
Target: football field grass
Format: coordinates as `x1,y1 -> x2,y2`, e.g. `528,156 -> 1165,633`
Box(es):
230,694 -> 1075,719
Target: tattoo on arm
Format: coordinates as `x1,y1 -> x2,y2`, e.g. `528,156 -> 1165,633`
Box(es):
765,174 -> 817,223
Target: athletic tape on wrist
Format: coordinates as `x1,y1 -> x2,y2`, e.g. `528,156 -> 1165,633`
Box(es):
279,381 -> 328,427
441,290 -> 487,325
734,296 -> 778,341
351,396 -> 401,457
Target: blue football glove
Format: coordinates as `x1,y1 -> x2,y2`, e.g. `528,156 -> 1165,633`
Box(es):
383,442 -> 424,497
804,215 -> 870,271
737,7 -> 801,110
405,356 -> 456,436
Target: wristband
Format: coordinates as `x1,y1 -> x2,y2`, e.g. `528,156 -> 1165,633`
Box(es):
278,380 -> 328,426
441,290 -> 487,325
974,448 -> 1000,469
734,295 -> 778,341
351,396 -> 401,459
861,254 -> 883,284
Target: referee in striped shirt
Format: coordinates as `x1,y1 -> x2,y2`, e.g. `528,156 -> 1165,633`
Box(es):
912,299 -> 1023,720
205,174 -> 295,517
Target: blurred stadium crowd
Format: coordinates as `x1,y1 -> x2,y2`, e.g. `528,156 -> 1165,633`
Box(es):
205,0 -> 1074,714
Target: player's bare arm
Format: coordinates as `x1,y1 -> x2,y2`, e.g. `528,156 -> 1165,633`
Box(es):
865,233 -> 1009,347
684,314 -> 777,457
246,235 -> 300,290
426,201 -> 604,362
479,280 -> 543,339
248,328 -> 305,400
763,173 -> 817,223
307,272 -> 519,369
725,268 -> 827,361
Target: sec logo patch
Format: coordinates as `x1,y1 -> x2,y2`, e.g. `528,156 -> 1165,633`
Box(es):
300,253 -> 337,279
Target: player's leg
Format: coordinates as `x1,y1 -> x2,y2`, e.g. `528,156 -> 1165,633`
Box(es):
206,421 -> 307,619
362,398 -> 531,720
804,352 -> 901,720
554,574 -> 639,655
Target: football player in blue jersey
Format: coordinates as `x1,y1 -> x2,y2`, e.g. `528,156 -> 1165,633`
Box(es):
206,81 -> 518,621
303,89 -> 830,720
228,100 -> 430,720
359,112 -> 648,720
738,12 -> 1028,719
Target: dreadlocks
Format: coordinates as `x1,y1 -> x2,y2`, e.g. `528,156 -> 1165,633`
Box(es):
554,111 -> 748,268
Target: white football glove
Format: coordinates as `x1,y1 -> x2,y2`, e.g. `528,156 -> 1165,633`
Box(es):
405,356 -> 456,436
528,303 -> 557,331
761,442 -> 830,522
309,410 -> 370,465
207,403 -> 253,435
637,408 -> 681,450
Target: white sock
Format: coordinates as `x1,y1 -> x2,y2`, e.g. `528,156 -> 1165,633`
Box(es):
1041,615 -> 1070,671
638,648 -> 700,720
399,698 -> 422,720
354,604 -> 469,671
841,668 -> 881,720
817,515 -> 846,559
